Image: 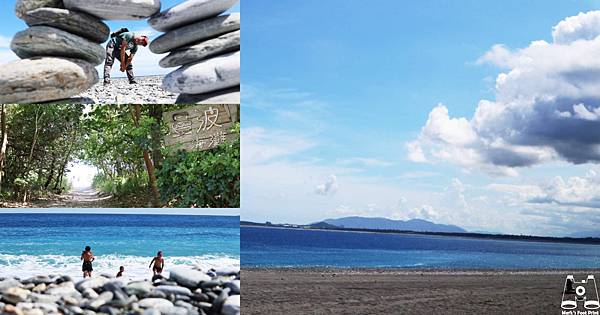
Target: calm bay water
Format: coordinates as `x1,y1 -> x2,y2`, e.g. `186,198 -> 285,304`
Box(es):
0,214 -> 240,280
241,226 -> 600,269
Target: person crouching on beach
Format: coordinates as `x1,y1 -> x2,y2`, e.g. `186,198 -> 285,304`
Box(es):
116,266 -> 124,278
103,27 -> 149,85
81,246 -> 95,278
149,251 -> 165,276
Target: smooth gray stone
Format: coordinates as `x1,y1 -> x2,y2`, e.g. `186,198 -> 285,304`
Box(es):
175,86 -> 240,104
63,0 -> 161,20
138,298 -> 173,308
153,285 -> 192,296
0,57 -> 98,104
221,295 -> 240,315
225,280 -> 239,295
0,278 -> 23,291
148,0 -> 238,32
15,0 -> 63,18
11,26 -> 105,65
168,268 -> 212,289
23,8 -> 110,43
45,281 -> 80,297
160,30 -> 239,68
76,277 -> 111,292
88,291 -> 113,309
124,281 -> 153,297
150,13 -> 240,54
162,51 -> 239,94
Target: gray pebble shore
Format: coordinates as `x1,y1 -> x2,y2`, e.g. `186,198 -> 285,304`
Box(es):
74,76 -> 179,104
0,267 -> 240,315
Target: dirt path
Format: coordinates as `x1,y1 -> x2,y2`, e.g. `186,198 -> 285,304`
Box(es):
1,186 -> 118,208
36,187 -> 115,208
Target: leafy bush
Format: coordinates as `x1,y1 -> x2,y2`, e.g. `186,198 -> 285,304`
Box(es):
156,125 -> 240,208
93,172 -> 149,198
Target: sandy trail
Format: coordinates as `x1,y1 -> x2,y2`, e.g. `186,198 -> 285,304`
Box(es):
0,186 -> 117,208
31,186 -> 115,208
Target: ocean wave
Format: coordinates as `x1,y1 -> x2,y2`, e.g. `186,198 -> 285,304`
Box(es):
0,253 -> 239,281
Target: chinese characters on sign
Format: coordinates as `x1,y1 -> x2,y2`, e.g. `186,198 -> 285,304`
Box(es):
163,104 -> 240,152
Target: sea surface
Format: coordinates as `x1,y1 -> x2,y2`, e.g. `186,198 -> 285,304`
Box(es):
0,214 -> 239,280
241,226 -> 600,269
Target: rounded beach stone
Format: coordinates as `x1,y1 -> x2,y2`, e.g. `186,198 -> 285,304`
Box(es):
159,30 -> 239,68
63,0 -> 161,20
15,0 -> 63,19
175,86 -> 240,104
149,13 -> 240,54
138,298 -> 174,309
0,57 -> 99,104
23,8 -> 110,43
168,268 -> 211,289
153,285 -> 192,296
11,26 -> 105,65
162,51 -> 239,94
148,0 -> 238,32
221,295 -> 240,315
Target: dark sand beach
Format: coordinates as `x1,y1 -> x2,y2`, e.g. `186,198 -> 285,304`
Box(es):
244,268 -> 599,314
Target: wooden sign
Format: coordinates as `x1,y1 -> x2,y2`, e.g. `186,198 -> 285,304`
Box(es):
163,104 -> 240,152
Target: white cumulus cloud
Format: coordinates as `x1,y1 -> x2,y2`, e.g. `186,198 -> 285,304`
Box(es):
410,11 -> 600,175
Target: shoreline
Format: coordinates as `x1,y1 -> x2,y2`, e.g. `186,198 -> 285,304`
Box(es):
244,267 -> 597,314
244,267 -> 600,274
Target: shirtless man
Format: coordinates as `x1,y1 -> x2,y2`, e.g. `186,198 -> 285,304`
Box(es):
103,28 -> 149,85
149,251 -> 165,276
81,246 -> 95,278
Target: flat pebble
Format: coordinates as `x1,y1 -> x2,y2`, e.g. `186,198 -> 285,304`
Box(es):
63,0 -> 161,20
150,13 -> 240,54
22,8 -> 109,43
11,26 -> 104,65
149,0 -> 238,32
162,51 -> 239,94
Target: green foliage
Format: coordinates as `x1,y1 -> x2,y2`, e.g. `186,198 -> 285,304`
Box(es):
92,172 -> 149,198
0,104 -> 240,208
0,104 -> 83,200
156,123 -> 240,208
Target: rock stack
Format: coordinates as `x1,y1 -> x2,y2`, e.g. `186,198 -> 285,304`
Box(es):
0,267 -> 240,315
0,0 -> 161,104
148,0 -> 240,104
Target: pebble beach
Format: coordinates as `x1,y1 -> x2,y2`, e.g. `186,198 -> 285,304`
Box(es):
0,267 -> 240,315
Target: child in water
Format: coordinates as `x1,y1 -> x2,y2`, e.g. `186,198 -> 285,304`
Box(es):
116,266 -> 125,278
149,251 -> 165,276
81,246 -> 95,278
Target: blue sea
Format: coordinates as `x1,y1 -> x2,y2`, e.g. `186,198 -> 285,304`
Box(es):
242,226 -> 600,269
0,214 -> 240,280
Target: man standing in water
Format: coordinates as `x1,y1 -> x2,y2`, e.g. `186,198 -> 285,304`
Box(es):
103,28 -> 149,85
149,251 -> 165,276
81,246 -> 95,278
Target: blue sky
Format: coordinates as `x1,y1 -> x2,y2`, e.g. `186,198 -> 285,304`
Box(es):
0,0 -> 240,76
242,0 -> 600,236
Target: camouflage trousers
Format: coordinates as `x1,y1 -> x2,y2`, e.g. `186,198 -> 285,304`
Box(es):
103,41 -> 135,83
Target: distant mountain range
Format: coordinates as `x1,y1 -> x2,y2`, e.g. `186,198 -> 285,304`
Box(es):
569,231 -> 600,238
315,216 -> 467,233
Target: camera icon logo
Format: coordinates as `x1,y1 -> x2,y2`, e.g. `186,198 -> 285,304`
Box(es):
561,275 -> 600,310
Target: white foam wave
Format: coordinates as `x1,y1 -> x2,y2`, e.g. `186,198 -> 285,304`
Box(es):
0,254 -> 239,281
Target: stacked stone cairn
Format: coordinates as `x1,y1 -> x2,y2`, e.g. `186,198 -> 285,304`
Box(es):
0,267 -> 240,315
148,0 -> 240,104
0,0 -> 161,104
